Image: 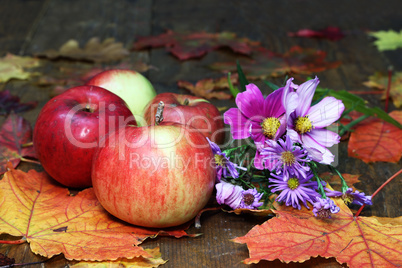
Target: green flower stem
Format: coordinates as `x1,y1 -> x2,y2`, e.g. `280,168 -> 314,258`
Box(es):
327,165 -> 349,193
309,162 -> 327,199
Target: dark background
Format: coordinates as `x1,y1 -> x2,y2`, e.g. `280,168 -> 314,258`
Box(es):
0,0 -> 401,267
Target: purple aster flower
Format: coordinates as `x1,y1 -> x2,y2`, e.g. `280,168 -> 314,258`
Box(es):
224,83 -> 286,144
215,181 -> 244,210
216,181 -> 264,210
240,188 -> 264,209
207,138 -> 246,182
326,188 -> 372,206
312,197 -> 340,218
282,77 -> 345,164
259,134 -> 311,180
253,141 -> 277,170
269,172 -> 319,210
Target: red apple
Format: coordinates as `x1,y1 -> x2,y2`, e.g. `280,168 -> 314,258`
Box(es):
86,69 -> 156,125
92,105 -> 215,228
144,93 -> 225,144
33,85 -> 136,188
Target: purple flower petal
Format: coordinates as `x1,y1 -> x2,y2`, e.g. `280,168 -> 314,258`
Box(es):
263,87 -> 285,118
235,83 -> 265,119
308,96 -> 345,128
307,128 -> 340,148
224,108 -> 252,140
295,77 -> 319,116
302,134 -> 334,164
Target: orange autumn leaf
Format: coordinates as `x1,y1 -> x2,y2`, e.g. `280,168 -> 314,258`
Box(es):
0,168 -> 194,261
233,197 -> 402,267
319,172 -> 361,191
348,110 -> 402,163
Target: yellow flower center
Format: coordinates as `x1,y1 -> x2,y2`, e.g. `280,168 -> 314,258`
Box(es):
281,151 -> 296,166
214,154 -> 226,166
261,117 -> 281,139
294,116 -> 313,134
342,194 -> 354,205
287,177 -> 299,190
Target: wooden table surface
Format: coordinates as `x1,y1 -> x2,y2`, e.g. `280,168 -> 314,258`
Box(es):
0,0 -> 401,267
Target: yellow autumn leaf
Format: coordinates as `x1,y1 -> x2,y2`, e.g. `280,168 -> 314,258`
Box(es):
0,53 -> 40,83
71,248 -> 167,268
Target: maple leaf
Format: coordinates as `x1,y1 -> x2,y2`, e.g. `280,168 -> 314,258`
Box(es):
71,248 -> 166,267
36,37 -> 129,63
319,172 -> 361,191
0,112 -> 36,174
0,90 -> 37,115
288,26 -> 345,41
209,46 -> 341,80
133,30 -> 260,60
177,74 -> 237,100
348,110 -> 402,163
369,30 -> 402,51
0,168 -> 195,261
0,53 -> 40,83
233,197 -> 402,267
363,71 -> 402,108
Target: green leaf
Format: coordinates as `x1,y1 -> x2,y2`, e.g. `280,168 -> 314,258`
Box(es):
314,87 -> 402,128
263,80 -> 280,91
369,30 -> 402,51
236,60 -> 249,92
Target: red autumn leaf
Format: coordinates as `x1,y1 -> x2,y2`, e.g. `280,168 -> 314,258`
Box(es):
133,30 -> 260,60
0,167 -> 196,261
209,46 -> 341,80
288,26 -> 345,41
0,253 -> 15,266
0,90 -> 37,115
177,74 -> 237,100
348,110 -> 402,163
0,112 -> 37,174
233,197 -> 402,267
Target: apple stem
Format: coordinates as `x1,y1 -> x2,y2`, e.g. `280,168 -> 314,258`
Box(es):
183,98 -> 190,106
155,101 -> 165,125
194,206 -> 224,228
20,157 -> 41,165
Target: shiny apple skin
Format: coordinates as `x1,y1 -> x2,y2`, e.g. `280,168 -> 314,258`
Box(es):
33,85 -> 136,188
144,93 -> 225,144
92,122 -> 216,228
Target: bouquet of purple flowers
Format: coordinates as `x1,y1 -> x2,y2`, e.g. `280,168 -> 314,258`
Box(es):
208,76 -> 372,218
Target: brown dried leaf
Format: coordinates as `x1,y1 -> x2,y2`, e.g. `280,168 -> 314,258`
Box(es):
177,75 -> 237,100
36,37 -> 129,63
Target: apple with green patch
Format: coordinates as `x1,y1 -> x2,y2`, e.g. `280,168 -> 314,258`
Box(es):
86,69 -> 156,125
